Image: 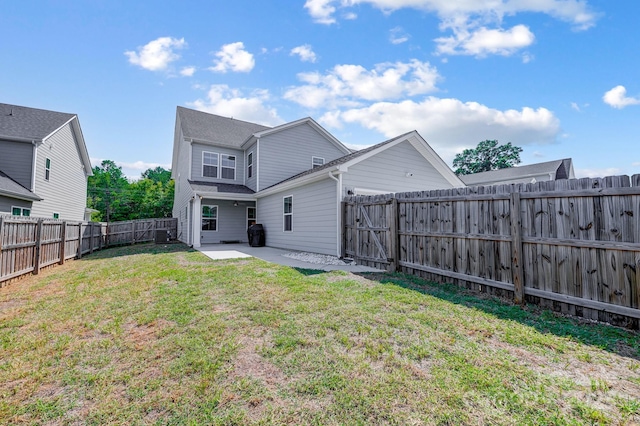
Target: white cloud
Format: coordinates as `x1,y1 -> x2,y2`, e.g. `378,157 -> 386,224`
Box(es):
570,102 -> 580,112
575,167 -> 622,178
187,84 -> 284,126
284,59 -> 440,108
124,37 -> 186,71
291,44 -> 318,63
389,27 -> 410,44
321,97 -> 561,163
305,1 -> 597,56
435,25 -> 535,56
603,85 -> 640,109
180,66 -> 196,77
210,42 -> 255,73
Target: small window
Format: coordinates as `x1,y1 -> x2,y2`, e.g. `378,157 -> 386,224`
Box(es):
202,152 -> 219,178
53,213 -> 59,219
247,152 -> 253,179
45,158 -> 51,181
312,156 -> 325,168
247,206 -> 256,229
12,206 -> 30,216
283,196 -> 292,232
221,154 -> 236,180
202,205 -> 218,231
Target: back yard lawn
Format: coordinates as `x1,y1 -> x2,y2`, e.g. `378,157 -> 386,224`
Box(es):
1,243 -> 639,425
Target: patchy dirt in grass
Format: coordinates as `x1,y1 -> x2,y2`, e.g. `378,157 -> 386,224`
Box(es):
124,319 -> 174,349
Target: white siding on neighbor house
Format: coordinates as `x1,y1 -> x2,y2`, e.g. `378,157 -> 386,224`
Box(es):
200,199 -> 256,244
191,143 -> 244,184
257,124 -> 346,190
172,126 -> 196,244
0,196 -> 31,214
244,141 -> 257,192
257,178 -> 337,255
0,139 -> 33,189
29,122 -> 88,221
342,140 -> 455,196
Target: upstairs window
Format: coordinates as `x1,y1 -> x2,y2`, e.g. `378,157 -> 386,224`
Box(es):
202,152 -> 219,177
312,156 -> 325,168
247,152 -> 253,179
283,196 -> 292,232
221,154 -> 236,180
45,158 -> 51,181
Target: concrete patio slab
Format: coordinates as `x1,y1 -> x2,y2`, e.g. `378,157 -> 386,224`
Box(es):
196,244 -> 380,272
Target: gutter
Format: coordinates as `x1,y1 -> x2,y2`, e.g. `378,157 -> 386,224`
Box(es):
327,171 -> 342,257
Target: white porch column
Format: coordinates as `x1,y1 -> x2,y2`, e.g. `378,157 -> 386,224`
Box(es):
193,196 -> 202,248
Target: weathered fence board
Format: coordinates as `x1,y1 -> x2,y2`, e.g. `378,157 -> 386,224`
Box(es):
344,174 -> 640,328
1,217 -> 177,285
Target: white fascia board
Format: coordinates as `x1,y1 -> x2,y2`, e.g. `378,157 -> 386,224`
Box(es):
254,166 -> 340,198
0,189 -> 42,202
194,192 -> 256,201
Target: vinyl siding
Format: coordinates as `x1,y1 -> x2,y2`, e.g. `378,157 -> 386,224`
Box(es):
200,199 -> 256,244
0,197 -> 31,214
257,124 -> 346,190
191,143 -> 244,184
172,123 -> 195,244
29,122 -> 88,221
342,140 -> 455,195
0,139 -> 33,189
245,141 -> 257,191
257,178 -> 337,255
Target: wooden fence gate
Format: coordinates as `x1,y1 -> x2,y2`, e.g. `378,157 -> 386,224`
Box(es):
343,194 -> 398,271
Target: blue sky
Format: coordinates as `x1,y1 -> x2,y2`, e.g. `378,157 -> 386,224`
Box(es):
1,0 -> 638,179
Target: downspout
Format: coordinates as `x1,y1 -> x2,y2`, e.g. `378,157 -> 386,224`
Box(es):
328,171 -> 342,257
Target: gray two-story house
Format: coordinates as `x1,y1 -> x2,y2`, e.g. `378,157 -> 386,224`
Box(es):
0,103 -> 93,221
171,106 -> 463,256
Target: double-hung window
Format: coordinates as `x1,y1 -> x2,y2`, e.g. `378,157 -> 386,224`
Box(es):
202,152 -> 218,177
45,158 -> 51,181
202,205 -> 218,231
12,206 -> 31,216
221,154 -> 236,179
247,152 -> 253,179
312,156 -> 324,168
283,196 -> 292,232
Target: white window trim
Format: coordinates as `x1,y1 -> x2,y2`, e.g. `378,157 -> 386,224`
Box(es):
220,154 -> 236,180
247,206 -> 256,229
283,195 -> 293,232
45,158 -> 51,181
11,206 -> 31,216
202,151 -> 219,178
312,156 -> 325,168
53,213 -> 60,219
247,151 -> 254,179
202,204 -> 219,232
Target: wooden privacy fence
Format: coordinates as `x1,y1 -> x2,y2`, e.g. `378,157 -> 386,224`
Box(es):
0,217 -> 177,285
343,175 -> 640,328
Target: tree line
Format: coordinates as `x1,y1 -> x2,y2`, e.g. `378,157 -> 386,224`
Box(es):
87,160 -> 174,222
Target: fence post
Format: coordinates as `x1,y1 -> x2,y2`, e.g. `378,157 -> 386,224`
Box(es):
34,219 -> 43,275
132,221 -> 136,245
389,197 -> 399,272
89,223 -> 94,254
77,223 -> 83,259
59,221 -> 67,265
510,192 -> 525,304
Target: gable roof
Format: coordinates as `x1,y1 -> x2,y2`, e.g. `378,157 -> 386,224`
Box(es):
0,103 -> 93,176
258,130 -> 464,195
176,106 -> 271,148
459,158 -> 574,186
0,170 -> 42,201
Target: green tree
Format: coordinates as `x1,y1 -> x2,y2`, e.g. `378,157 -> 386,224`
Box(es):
87,160 -> 130,221
141,166 -> 172,184
128,168 -> 174,219
453,140 -> 523,175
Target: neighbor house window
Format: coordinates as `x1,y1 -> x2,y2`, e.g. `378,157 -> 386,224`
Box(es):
247,206 -> 256,229
12,207 -> 30,216
312,156 -> 325,168
202,152 -> 219,178
53,213 -> 59,219
202,205 -> 218,231
45,158 -> 51,181
283,196 -> 292,231
221,154 -> 236,179
247,152 -> 253,179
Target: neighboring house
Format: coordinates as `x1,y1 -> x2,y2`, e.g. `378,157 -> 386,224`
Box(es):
0,103 -> 93,221
172,106 -> 464,256
459,158 -> 575,187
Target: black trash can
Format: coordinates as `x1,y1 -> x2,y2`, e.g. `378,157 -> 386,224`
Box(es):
247,224 -> 265,247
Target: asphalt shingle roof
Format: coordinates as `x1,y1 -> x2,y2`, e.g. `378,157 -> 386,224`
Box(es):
0,103 -> 75,141
0,170 -> 41,201
188,180 -> 255,194
177,106 -> 271,148
459,159 -> 572,186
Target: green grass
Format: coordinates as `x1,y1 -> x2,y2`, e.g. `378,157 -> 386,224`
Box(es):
1,243 -> 639,425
